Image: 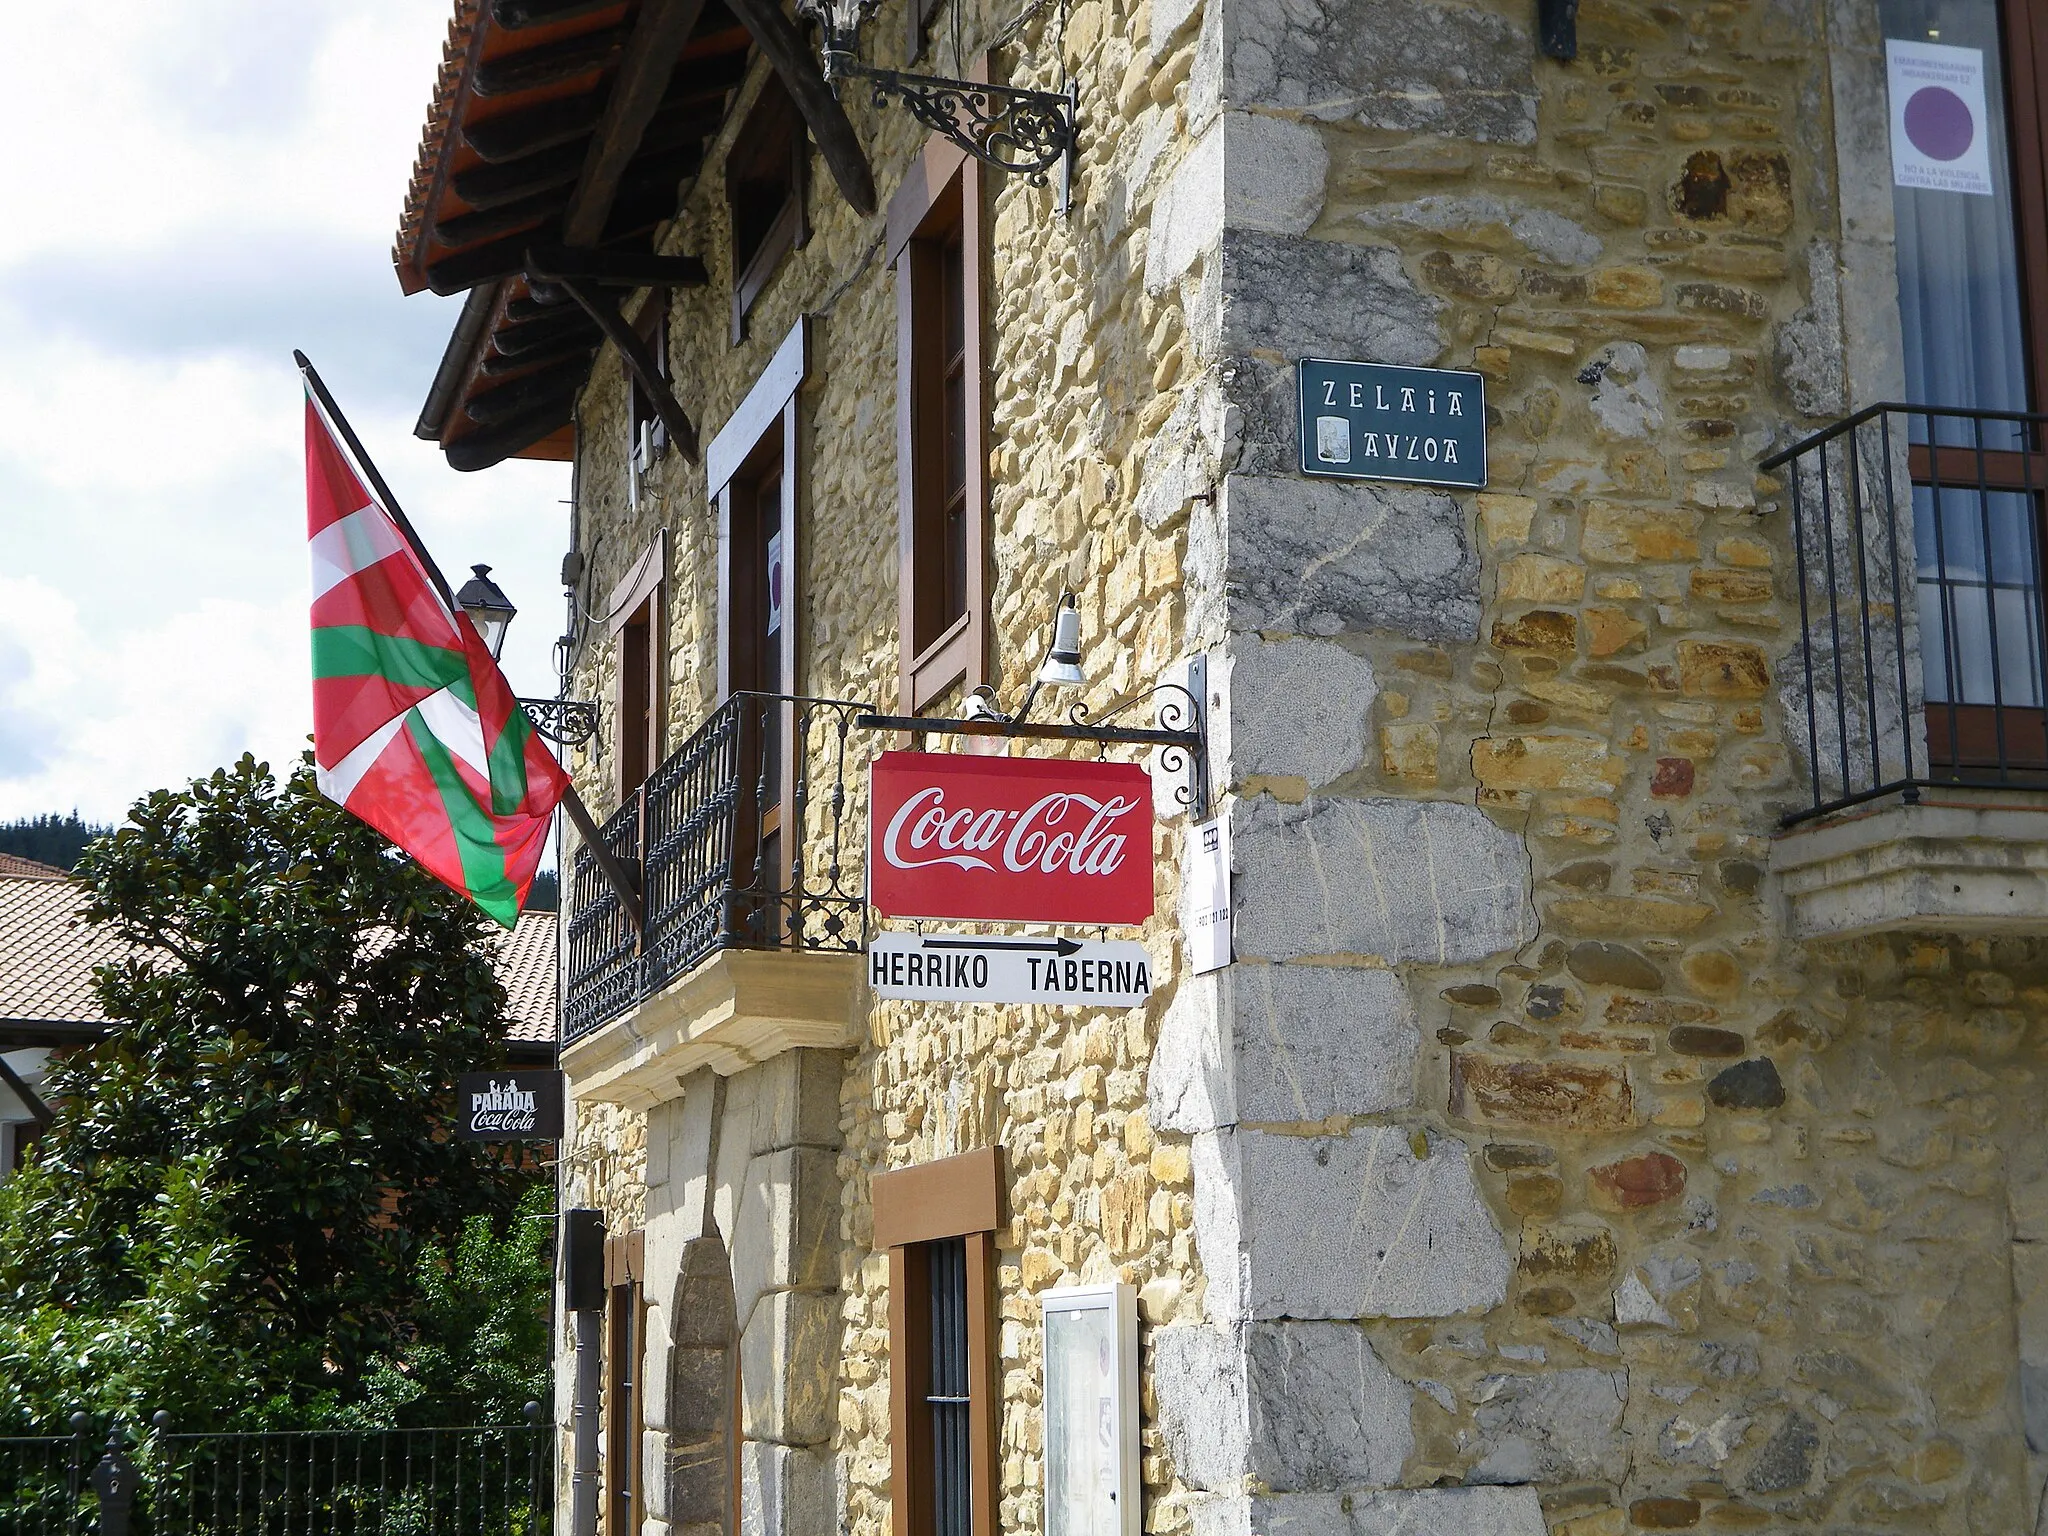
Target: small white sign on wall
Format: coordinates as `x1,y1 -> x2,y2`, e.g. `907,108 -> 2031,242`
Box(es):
1888,38 -> 1996,196
1042,1284 -> 1139,1536
1183,815 -> 1232,975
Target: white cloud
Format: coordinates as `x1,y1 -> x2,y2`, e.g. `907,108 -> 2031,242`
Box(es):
0,2 -> 573,826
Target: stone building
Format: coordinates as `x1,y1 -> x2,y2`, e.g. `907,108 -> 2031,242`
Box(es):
392,0 -> 2048,1531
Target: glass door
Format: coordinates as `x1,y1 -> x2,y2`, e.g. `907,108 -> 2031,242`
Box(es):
1885,0 -> 2048,770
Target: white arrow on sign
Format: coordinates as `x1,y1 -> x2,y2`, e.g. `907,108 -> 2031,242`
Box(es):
868,931 -> 1154,1007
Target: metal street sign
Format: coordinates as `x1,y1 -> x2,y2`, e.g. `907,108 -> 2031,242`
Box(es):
453,1069 -> 565,1140
1297,358 -> 1487,490
868,932 -> 1154,1008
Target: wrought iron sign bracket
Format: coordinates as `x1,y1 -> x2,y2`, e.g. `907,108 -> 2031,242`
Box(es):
840,64 -> 1076,199
855,679 -> 1208,817
519,696 -> 600,748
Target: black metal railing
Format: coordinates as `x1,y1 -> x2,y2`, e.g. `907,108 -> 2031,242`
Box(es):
0,1412 -> 550,1535
564,692 -> 869,1043
1766,402 -> 2048,821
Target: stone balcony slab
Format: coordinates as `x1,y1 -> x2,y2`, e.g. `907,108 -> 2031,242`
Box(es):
1771,791 -> 2048,940
561,949 -> 863,1109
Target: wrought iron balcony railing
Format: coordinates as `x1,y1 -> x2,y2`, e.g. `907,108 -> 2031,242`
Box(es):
563,692 -> 869,1044
1765,403 -> 2048,822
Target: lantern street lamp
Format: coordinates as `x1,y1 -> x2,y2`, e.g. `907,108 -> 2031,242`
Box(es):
794,0 -> 1077,194
456,565 -> 599,748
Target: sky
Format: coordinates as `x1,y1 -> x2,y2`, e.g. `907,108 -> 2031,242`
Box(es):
0,1 -> 573,825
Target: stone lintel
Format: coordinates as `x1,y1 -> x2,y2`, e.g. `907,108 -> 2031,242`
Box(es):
562,949 -> 863,1108
1771,792 -> 2048,940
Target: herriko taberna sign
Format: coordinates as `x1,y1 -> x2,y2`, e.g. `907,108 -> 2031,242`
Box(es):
867,752 -> 1155,926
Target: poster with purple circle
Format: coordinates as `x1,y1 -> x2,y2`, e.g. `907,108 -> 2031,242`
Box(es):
1887,39 -> 1995,196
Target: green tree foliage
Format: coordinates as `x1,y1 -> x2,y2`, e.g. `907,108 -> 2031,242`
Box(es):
0,756 -> 545,1432
0,811 -> 111,870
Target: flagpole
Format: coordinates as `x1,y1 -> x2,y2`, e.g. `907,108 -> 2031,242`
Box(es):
294,349 -> 459,613
297,348 -> 644,932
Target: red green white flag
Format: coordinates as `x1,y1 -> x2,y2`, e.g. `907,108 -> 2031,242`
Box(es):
304,391 -> 567,928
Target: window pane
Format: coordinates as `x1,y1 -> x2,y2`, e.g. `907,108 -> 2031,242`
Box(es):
926,1238 -> 970,1536
1882,0 -> 2032,440
1915,483 -> 2045,703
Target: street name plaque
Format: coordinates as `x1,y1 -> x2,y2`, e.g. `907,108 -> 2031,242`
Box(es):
1297,358 -> 1488,490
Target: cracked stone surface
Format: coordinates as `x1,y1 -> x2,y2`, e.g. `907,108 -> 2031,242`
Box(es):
1220,0 -> 1539,144
1215,631 -> 1377,789
1343,193 -> 1601,267
1220,233 -> 1443,364
1149,961 -> 1418,1132
1231,795 -> 1532,964
1192,1487 -> 1549,1536
1217,475 -> 1480,643
1468,1368 -> 1630,1484
1195,1125 -> 1512,1320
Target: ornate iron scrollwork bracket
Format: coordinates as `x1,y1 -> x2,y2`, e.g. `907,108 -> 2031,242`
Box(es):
855,673 -> 1209,817
843,63 -> 1076,202
520,696 -> 600,748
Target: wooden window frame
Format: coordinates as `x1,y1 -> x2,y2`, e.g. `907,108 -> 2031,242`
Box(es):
604,1230 -> 647,1536
872,1147 -> 1003,1536
727,77 -> 810,346
708,320 -> 807,905
629,292 -> 673,506
889,130 -> 989,714
606,537 -> 667,804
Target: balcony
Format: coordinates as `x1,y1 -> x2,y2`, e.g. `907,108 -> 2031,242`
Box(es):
561,692 -> 869,1105
1767,404 -> 2048,939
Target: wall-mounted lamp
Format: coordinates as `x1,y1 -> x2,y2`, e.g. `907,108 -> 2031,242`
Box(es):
795,0 -> 1077,189
456,564 -> 600,748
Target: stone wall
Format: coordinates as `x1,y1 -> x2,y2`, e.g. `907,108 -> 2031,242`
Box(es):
551,0 -> 2048,1531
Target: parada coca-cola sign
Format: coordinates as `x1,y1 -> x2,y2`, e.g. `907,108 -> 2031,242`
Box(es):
868,752 -> 1154,925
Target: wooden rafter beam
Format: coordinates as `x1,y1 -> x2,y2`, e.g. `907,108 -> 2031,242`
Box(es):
720,0 -> 877,216
525,243 -> 709,287
530,260 -> 700,462
562,0 -> 713,248
466,353 -> 593,425
446,397 -> 578,471
493,0 -> 621,30
463,92 -> 606,163
474,25 -> 629,96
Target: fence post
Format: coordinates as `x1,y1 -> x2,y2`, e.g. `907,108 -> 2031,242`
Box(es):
523,1401 -> 545,1533
89,1424 -> 137,1536
66,1413 -> 90,1536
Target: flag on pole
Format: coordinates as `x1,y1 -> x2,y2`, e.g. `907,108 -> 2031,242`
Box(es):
304,388 -> 568,928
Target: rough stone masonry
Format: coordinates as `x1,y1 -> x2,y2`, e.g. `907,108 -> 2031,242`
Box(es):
533,0 -> 2048,1532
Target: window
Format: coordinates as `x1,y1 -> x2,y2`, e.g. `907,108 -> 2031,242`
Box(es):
889,134 -> 989,712
728,76 -> 808,344
872,1147 -> 1002,1536
604,1230 -> 647,1536
629,293 -> 671,507
1882,0 -> 2048,767
605,536 -> 666,801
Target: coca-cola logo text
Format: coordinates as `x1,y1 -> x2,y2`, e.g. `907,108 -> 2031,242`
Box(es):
881,787 -> 1139,877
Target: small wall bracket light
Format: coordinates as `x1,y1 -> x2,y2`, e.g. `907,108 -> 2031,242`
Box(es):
455,564 -> 600,748
796,0 -> 1077,197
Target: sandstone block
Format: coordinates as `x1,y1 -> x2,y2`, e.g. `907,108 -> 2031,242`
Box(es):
1583,501 -> 1701,563
1490,610 -> 1579,651
1217,632 -> 1377,790
1477,493 -> 1538,547
1588,1150 -> 1687,1209
1450,1052 -> 1635,1131
1585,607 -> 1648,656
1499,553 -> 1586,603
1678,640 -> 1770,696
1474,734 -> 1622,792
1194,1126 -> 1511,1320
1519,1221 -> 1618,1282
1231,795 -> 1532,966
1149,963 -> 1420,1133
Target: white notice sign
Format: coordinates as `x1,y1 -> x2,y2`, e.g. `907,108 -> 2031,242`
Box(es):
1888,39 -> 1995,196
1183,816 -> 1232,975
868,932 -> 1153,1008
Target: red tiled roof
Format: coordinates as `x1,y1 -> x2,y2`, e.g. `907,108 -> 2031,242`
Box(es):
0,854 -> 70,880
0,874 -> 557,1045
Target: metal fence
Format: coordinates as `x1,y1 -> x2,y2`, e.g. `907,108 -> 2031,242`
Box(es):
1764,402 -> 2048,821
0,1413 -> 550,1536
564,691 -> 869,1042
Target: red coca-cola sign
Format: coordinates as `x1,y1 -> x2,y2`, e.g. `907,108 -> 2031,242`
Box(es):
868,751 -> 1154,925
